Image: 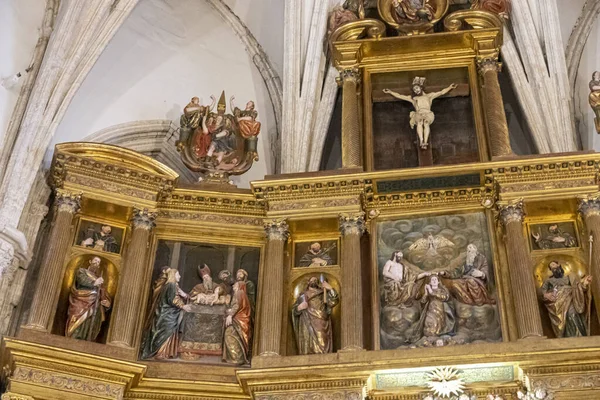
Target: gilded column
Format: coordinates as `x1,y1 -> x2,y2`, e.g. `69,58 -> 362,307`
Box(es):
578,194 -> 600,323
478,56 -> 513,158
339,212 -> 365,351
498,200 -> 543,339
107,208 -> 156,348
25,191 -> 81,331
257,219 -> 289,356
339,67 -> 362,168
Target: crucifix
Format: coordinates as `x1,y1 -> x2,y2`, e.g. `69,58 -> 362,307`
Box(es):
383,76 -> 457,165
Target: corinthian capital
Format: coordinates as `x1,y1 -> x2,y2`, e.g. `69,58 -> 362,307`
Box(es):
578,192 -> 600,217
55,191 -> 81,214
477,55 -> 501,75
264,219 -> 289,241
497,198 -> 525,225
337,67 -> 361,85
132,208 -> 157,230
339,212 -> 366,236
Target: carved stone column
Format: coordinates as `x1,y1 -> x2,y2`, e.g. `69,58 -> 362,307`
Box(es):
478,56 -> 514,158
25,191 -> 81,331
339,213 -> 365,351
578,195 -> 600,323
107,208 -> 156,348
498,200 -> 543,339
257,219 -> 289,356
339,67 -> 362,169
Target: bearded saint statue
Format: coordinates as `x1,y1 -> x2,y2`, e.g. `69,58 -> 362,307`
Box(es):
292,276 -> 339,354
541,261 -> 592,338
65,256 -> 111,341
440,244 -> 495,306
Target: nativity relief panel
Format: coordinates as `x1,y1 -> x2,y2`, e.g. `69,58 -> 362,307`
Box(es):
141,240 -> 260,366
376,212 -> 502,349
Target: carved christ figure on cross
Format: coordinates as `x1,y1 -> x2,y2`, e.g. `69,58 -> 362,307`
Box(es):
383,77 -> 457,149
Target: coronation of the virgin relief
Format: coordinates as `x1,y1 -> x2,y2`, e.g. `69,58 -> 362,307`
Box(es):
3,0 -> 600,399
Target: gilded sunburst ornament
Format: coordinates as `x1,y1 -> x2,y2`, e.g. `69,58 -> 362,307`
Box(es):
426,367 -> 466,398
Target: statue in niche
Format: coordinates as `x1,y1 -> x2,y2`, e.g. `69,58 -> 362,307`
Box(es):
440,244 -> 495,306
383,77 -> 457,149
532,224 -> 577,250
81,224 -> 119,253
177,91 -> 261,184
589,71 -> 600,133
412,275 -> 455,339
540,261 -> 592,338
391,0 -> 436,24
140,268 -> 191,360
382,250 -> 430,306
223,279 -> 253,365
298,242 -> 335,267
292,276 -> 339,354
66,256 -> 112,341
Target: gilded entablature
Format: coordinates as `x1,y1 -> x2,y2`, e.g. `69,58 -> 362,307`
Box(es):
52,143 -> 178,208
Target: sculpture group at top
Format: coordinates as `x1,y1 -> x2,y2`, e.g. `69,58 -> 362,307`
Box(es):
178,92 -> 261,182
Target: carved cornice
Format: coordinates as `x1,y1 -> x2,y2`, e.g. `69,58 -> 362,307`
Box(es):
497,198 -> 525,225
252,177 -> 365,203
55,190 -> 81,214
368,187 -> 491,211
157,210 -> 264,227
339,212 -> 366,236
52,143 -> 177,207
133,208 -> 157,231
264,219 -> 290,241
159,189 -> 265,218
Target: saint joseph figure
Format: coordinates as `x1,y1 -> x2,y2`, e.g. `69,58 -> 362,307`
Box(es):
383,77 -> 457,149
292,276 -> 339,354
65,256 -> 111,341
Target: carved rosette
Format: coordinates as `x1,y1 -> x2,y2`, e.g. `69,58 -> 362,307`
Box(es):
578,193 -> 600,217
264,219 -> 289,241
132,208 -> 157,230
55,191 -> 81,214
339,212 -> 366,236
497,199 -> 525,226
477,56 -> 501,75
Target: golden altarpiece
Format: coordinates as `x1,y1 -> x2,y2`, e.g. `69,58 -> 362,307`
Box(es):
3,3 -> 600,400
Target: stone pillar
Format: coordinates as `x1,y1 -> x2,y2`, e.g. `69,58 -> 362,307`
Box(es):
339,212 -> 365,351
257,219 -> 289,356
107,208 -> 156,348
25,192 -> 81,331
578,194 -> 600,323
498,200 -> 544,339
339,67 -> 362,169
478,56 -> 514,158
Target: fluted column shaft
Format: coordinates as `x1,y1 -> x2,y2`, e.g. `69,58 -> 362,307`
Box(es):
578,196 -> 600,323
499,200 -> 543,339
339,213 -> 365,351
26,192 -> 81,331
478,58 -> 513,158
340,68 -> 362,168
107,208 -> 156,348
257,219 -> 289,356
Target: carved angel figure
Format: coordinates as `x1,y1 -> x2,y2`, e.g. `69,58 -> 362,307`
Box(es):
409,233 -> 455,257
